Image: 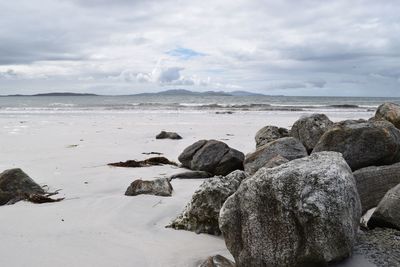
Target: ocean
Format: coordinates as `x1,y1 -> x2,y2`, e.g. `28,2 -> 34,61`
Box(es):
0,95 -> 399,114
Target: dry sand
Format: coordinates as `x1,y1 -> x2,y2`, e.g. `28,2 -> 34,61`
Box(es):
0,110 -> 376,266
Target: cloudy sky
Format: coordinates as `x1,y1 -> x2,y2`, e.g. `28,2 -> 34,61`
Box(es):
0,0 -> 399,96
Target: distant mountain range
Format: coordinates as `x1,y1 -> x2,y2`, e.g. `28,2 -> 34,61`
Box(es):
2,89 -> 266,97
133,89 -> 265,97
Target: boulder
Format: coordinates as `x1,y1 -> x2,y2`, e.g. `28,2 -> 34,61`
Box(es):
353,163 -> 400,214
291,113 -> 334,153
0,168 -> 45,195
178,140 -> 244,176
368,183 -> 400,230
375,102 -> 400,129
255,125 -> 289,148
0,168 -> 62,205
125,178 -> 173,197
168,170 -> 246,235
156,131 -> 182,140
219,152 -> 361,267
313,120 -> 400,170
263,155 -> 289,169
244,137 -> 307,175
199,255 -> 235,267
169,171 -> 212,180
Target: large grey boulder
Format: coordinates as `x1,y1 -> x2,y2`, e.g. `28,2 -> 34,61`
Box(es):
178,140 -> 244,176
244,137 -> 307,175
219,152 -> 361,267
375,102 -> 400,129
313,120 -> 400,170
168,170 -> 246,235
199,255 -> 235,267
291,113 -> 334,153
255,125 -> 289,148
368,183 -> 400,230
125,178 -> 173,197
353,163 -> 400,214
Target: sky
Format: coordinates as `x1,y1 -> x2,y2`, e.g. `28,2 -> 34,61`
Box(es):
0,0 -> 399,96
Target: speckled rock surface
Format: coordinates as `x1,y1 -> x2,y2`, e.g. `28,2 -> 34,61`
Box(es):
220,152 -> 361,267
291,113 -> 334,153
255,125 -> 289,148
313,120 -> 400,170
244,137 -> 307,175
168,170 -> 247,235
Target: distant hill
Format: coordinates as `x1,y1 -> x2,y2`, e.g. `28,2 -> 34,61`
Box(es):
2,90 -> 265,97
131,89 -> 264,97
4,92 -> 98,97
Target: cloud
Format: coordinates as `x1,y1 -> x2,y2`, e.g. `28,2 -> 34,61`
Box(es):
0,69 -> 19,79
0,0 -> 400,96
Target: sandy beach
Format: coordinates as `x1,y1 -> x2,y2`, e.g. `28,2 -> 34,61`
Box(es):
0,109 -> 375,267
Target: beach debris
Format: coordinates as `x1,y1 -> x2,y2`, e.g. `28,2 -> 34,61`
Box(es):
353,162 -> 400,214
142,152 -> 163,155
66,144 -> 78,148
198,255 -> 235,267
290,113 -> 334,153
220,152 -> 361,267
244,137 -> 307,175
156,131 -> 182,140
125,178 -> 173,197
313,120 -> 400,170
255,125 -> 289,148
368,183 -> 400,230
375,102 -> 400,129
178,140 -> 244,176
169,170 -> 212,180
0,168 -> 63,206
108,157 -> 178,168
167,170 -> 246,235
215,111 -> 234,114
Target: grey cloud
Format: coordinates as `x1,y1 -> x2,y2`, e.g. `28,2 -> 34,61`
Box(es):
0,0 -> 400,96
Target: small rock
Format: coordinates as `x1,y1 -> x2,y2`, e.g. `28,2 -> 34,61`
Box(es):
199,255 -> 235,267
368,184 -> 400,230
156,131 -> 182,140
255,125 -> 289,148
125,178 -> 173,197
375,102 -> 400,129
